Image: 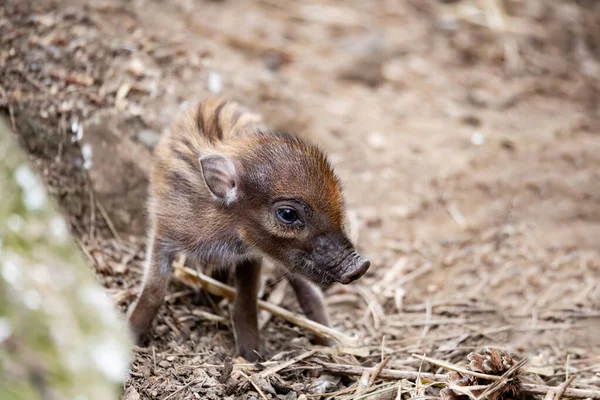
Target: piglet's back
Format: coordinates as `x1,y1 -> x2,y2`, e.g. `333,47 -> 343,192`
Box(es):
151,99 -> 264,192
156,98 -> 264,168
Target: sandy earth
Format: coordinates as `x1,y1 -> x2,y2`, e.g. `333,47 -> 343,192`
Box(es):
2,0 -> 600,399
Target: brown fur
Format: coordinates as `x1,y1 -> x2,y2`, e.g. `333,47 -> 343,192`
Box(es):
128,97 -> 369,360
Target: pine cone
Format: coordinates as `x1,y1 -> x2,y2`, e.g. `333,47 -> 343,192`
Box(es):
440,348 -> 522,400
468,347 -> 515,375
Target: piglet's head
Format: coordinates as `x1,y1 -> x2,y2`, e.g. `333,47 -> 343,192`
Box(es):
199,131 -> 370,286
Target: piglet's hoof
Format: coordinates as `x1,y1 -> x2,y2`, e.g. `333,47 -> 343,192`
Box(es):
136,332 -> 151,347
128,326 -> 151,347
312,336 -> 337,347
236,349 -> 262,363
127,316 -> 151,347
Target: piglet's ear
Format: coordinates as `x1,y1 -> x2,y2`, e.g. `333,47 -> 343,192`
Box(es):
199,154 -> 237,203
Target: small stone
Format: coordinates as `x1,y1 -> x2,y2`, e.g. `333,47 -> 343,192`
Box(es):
81,143 -> 93,169
158,360 -> 170,368
338,57 -> 384,87
202,376 -> 218,388
136,129 -> 160,147
460,114 -> 481,127
381,58 -> 405,82
208,71 -> 223,94
308,375 -> 340,394
265,50 -> 287,72
466,89 -> 491,108
138,365 -> 151,378
390,205 -> 410,218
283,392 -> 298,400
361,171 -> 373,182
358,207 -> 380,227
122,386 -> 141,400
291,384 -> 305,392
501,139 -> 516,151
155,324 -> 169,336
127,58 -> 145,78
367,132 -> 386,150
470,132 -> 484,146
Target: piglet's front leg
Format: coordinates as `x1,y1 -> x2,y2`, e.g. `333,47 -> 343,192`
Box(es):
231,259 -> 262,361
288,276 -> 337,347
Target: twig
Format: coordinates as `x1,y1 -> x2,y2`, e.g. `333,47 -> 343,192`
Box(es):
420,300 -> 433,339
176,255 -> 225,318
75,238 -> 95,264
446,202 -> 466,226
416,352 -> 425,395
522,383 -> 599,400
357,370 -> 371,393
95,198 -> 123,243
386,317 -> 480,328
368,355 -> 391,386
163,317 -> 181,337
258,280 -> 287,330
448,383 -> 481,400
411,354 -> 501,382
181,362 -> 274,370
356,284 -> 385,330
394,382 -> 402,400
396,263 -> 433,286
257,349 -> 317,378
49,69 -> 94,87
162,380 -> 197,400
380,257 -> 407,287
545,390 -> 556,400
239,371 -> 268,400
190,309 -> 228,324
475,358 -> 527,400
87,172 -> 95,239
8,68 -> 48,93
173,265 -> 359,347
554,375 -> 576,400
165,289 -> 194,301
317,361 -> 447,382
152,346 -> 157,373
402,300 -> 497,314
306,384 -> 358,398
352,382 -> 405,400
317,362 -> 600,399
112,252 -> 135,274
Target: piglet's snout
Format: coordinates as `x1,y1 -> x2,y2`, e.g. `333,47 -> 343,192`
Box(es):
339,255 -> 370,284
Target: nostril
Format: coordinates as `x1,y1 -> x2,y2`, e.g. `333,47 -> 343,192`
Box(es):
340,258 -> 370,284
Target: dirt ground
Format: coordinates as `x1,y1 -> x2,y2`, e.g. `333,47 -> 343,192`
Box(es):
2,0 -> 600,399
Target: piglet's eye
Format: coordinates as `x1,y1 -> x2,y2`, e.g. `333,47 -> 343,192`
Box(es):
276,207 -> 298,224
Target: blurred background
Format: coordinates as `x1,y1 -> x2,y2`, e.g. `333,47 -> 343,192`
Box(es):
1,0 -> 599,399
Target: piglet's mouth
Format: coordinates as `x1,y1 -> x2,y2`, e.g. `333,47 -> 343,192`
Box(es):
291,251 -> 370,288
323,252 -> 371,286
